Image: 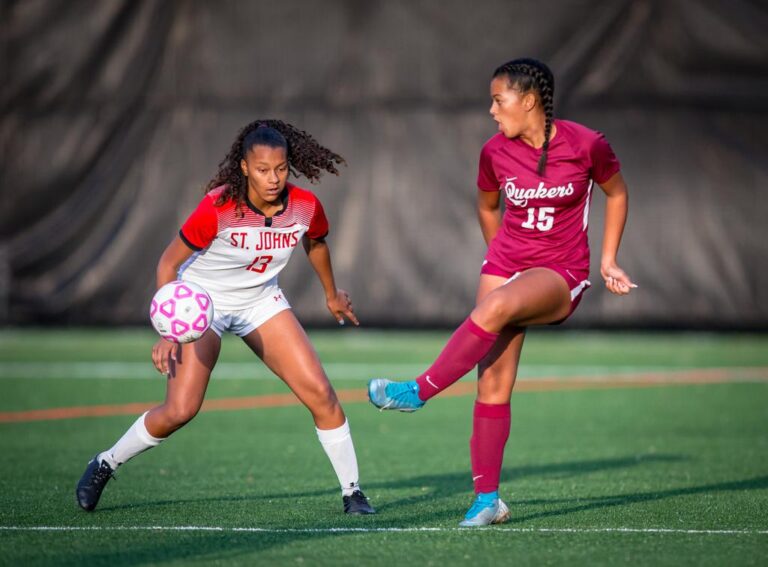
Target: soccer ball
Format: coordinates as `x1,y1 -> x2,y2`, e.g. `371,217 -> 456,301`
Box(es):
149,280 -> 214,343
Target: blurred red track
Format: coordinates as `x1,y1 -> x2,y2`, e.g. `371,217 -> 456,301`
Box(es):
1,367 -> 766,424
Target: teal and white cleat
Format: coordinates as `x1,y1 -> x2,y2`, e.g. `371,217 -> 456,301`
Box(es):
458,491 -> 510,527
367,379 -> 425,412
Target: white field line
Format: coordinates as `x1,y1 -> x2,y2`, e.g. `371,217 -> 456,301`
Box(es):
0,525 -> 766,535
1,362 -> 767,381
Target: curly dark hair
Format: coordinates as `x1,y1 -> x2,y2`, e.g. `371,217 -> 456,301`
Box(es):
493,58 -> 555,175
205,119 -> 346,208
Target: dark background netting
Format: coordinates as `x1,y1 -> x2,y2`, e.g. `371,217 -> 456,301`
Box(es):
2,0 -> 767,328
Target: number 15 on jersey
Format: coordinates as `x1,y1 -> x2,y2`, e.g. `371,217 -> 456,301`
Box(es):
521,207 -> 554,231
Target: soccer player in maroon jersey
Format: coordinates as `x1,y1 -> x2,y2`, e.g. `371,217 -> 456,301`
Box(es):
369,58 -> 636,526
77,120 -> 375,515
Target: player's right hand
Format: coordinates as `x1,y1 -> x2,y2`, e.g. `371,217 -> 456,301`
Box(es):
151,338 -> 178,376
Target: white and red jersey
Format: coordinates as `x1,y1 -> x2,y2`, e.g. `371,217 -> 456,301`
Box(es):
177,183 -> 328,310
477,119 -> 620,273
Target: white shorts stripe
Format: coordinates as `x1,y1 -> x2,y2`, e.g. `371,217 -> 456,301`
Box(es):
570,279 -> 591,301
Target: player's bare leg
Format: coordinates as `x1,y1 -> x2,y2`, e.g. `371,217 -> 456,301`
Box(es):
459,328 -> 524,527
145,329 -> 221,437
454,274 -> 524,524
471,268 -> 571,331
243,310 -> 343,429
453,271 -> 567,526
456,274 -> 521,525
369,268 -> 570,413
76,329 -> 221,511
242,310 -> 374,514
460,270 -> 570,525
476,326 -> 525,404
474,273 -> 527,406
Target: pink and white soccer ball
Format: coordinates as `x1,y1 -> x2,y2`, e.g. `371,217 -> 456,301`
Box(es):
149,280 -> 214,343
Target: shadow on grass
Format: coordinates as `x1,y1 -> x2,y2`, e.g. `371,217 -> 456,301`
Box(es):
98,453 -> 684,513
507,474 -> 768,524
366,453 -> 690,521
67,473 -> 768,565
52,531 -> 348,567
67,459 -> 768,564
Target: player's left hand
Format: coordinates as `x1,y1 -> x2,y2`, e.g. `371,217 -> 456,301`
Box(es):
600,261 -> 637,296
327,289 -> 360,326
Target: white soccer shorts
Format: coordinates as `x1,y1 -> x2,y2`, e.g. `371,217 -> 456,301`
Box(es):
209,285 -> 291,337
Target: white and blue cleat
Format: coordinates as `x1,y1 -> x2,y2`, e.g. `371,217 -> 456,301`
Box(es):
458,491 -> 510,527
367,379 -> 425,412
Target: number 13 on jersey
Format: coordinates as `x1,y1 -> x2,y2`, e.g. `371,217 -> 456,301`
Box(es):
521,207 -> 555,231
246,255 -> 273,273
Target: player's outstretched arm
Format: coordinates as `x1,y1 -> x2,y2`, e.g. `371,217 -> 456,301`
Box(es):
303,235 -> 359,326
598,172 -> 636,295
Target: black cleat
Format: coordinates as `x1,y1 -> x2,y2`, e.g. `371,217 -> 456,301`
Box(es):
343,489 -> 376,515
76,455 -> 115,511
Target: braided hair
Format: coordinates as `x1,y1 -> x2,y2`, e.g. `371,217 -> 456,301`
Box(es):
206,119 -> 345,209
493,58 -> 555,175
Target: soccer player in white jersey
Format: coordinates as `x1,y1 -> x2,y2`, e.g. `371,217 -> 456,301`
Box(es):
76,120 -> 375,515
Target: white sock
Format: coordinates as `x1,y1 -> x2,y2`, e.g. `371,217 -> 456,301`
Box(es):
316,419 -> 360,496
99,412 -> 165,470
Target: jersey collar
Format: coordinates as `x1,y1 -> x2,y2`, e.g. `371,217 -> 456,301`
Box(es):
245,185 -> 290,220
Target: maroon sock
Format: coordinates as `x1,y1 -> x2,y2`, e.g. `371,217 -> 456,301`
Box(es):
470,401 -> 511,494
415,317 -> 499,401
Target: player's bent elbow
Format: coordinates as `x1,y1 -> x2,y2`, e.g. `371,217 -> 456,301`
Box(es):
156,259 -> 180,285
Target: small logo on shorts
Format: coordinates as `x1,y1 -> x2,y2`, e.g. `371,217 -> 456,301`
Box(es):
273,294 -> 283,302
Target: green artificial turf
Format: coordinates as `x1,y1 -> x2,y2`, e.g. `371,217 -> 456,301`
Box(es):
0,329 -> 766,566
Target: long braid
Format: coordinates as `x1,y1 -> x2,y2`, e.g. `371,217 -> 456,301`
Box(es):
493,58 -> 555,175
205,119 -> 345,209
537,74 -> 554,175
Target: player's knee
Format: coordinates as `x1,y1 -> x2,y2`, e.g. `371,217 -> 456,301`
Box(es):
316,380 -> 339,405
474,292 -> 520,328
304,379 -> 339,411
164,400 -> 202,428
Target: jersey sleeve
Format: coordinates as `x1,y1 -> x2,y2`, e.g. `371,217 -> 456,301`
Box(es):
179,195 -> 218,251
307,197 -> 329,240
590,132 -> 621,184
477,143 -> 499,191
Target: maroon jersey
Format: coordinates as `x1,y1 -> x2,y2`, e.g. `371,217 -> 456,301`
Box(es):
477,119 -> 620,273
